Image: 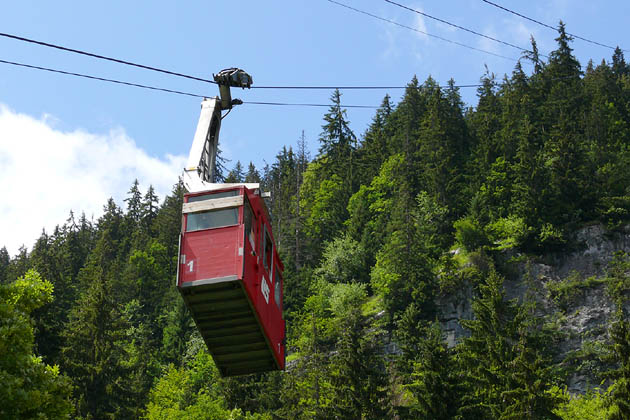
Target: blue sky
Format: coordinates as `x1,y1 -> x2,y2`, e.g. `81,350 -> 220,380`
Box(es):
0,0 -> 628,254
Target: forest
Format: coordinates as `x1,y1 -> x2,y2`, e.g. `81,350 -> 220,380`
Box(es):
2,24 -> 630,419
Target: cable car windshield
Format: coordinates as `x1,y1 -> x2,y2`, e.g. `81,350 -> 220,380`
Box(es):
186,208 -> 238,231
185,190 -> 241,231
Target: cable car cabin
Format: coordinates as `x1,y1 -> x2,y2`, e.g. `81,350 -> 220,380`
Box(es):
177,185 -> 285,376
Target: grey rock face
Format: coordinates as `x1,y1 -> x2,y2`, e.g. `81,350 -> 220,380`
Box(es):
437,224 -> 630,393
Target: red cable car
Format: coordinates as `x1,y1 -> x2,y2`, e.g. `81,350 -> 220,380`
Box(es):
177,185 -> 285,376
177,69 -> 285,376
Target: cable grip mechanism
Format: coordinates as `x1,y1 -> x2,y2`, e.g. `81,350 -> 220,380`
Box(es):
213,68 -> 252,110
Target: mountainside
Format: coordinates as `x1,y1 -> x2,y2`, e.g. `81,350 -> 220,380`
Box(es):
2,26 -> 630,419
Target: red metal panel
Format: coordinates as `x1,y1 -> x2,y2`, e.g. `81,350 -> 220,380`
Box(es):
179,186 -> 285,372
179,225 -> 242,285
240,188 -> 285,369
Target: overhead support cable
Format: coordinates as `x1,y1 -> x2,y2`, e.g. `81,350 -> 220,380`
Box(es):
0,32 -> 217,84
253,83 -> 484,90
0,54 -> 584,101
479,0 -> 627,52
0,29 -> 509,89
0,58 -> 206,98
243,101 -> 379,108
327,0 -> 516,61
0,58 -> 380,108
381,0 -> 547,57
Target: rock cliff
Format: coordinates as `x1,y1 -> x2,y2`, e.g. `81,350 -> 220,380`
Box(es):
439,224 -> 630,393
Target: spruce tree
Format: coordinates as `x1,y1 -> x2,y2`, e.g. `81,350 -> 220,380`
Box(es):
0,246 -> 9,284
605,252 -> 630,419
612,47 -> 630,78
224,160 -> 245,183
458,268 -> 560,419
319,89 -> 356,180
124,179 -> 143,224
328,304 -> 390,419
7,245 -> 30,282
607,310 -> 630,420
404,321 -> 460,420
154,179 -> 185,268
358,94 -> 394,182
245,161 -> 261,183
61,199 -> 136,418
141,185 -> 160,234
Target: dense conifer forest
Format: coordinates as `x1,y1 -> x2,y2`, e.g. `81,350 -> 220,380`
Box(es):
3,26 -> 630,419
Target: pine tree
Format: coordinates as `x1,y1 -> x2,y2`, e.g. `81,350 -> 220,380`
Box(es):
605,252 -> 630,419
61,199 -> 135,418
371,189 -> 442,322
161,297 -> 193,365
124,179 -> 143,223
294,130 -> 310,271
141,185 -> 160,234
358,94 -> 394,182
62,256 -> 132,418
6,245 -> 30,282
319,89 -> 356,179
458,268 -> 560,419
537,22 -> 593,232
224,160 -> 245,183
607,310 -> 630,420
416,78 -> 468,217
30,229 -> 69,363
612,47 -> 630,78
469,69 -> 501,191
0,246 -> 9,284
154,179 -> 185,269
245,161 -> 261,183
404,321 -> 460,420
328,304 -> 391,419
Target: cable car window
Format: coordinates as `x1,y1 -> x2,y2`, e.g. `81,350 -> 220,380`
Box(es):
263,228 -> 273,272
274,269 -> 282,311
188,190 -> 239,203
244,200 -> 256,251
186,208 -> 238,231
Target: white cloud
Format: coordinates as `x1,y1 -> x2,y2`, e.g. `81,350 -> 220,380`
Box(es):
477,25 -> 502,55
380,26 -> 402,60
378,2 -> 429,60
513,21 -> 537,46
413,12 -> 429,41
0,104 -> 186,256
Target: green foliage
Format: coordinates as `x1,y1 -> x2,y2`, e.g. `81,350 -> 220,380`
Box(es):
539,223 -> 567,249
303,173 -> 347,246
0,270 -> 72,419
0,246 -> 9,284
314,235 -> 368,284
404,322 -> 460,419
454,216 -> 489,252
552,387 -> 612,419
605,252 -> 630,419
607,313 -> 630,419
144,351 -> 270,420
486,215 -> 530,250
458,268 -> 561,419
283,280 -> 390,419
546,271 -> 606,311
606,251 -> 630,302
